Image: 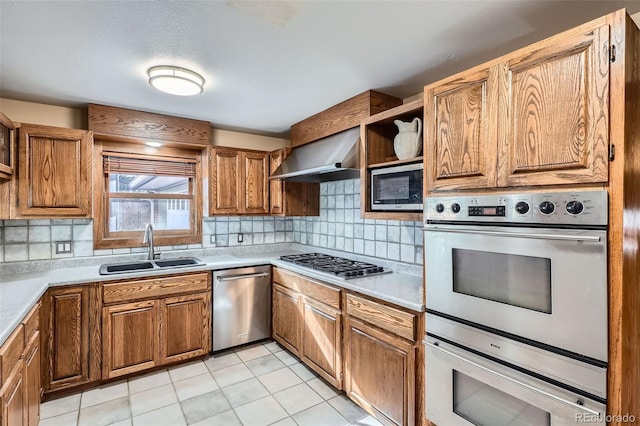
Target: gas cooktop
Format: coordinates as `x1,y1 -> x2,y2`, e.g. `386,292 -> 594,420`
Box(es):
279,253 -> 390,280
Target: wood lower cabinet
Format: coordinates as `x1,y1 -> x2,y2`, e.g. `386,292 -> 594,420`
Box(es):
102,301 -> 158,379
17,124 -> 92,217
301,299 -> 342,388
425,19 -> 611,192
41,285 -> 101,394
210,147 -> 268,215
0,362 -> 25,426
0,303 -> 42,426
344,293 -> 420,426
101,272 -> 212,380
272,284 -> 301,356
22,333 -> 39,426
271,268 -> 342,388
160,293 -> 211,364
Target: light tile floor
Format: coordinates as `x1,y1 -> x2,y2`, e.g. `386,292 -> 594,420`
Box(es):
39,341 -> 384,426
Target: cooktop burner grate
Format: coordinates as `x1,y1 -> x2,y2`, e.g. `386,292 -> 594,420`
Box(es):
279,253 -> 390,279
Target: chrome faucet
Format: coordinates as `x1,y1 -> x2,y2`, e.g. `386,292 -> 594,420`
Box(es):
143,223 -> 159,260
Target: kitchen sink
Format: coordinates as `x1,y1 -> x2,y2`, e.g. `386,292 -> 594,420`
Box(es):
99,257 -> 204,275
154,258 -> 201,268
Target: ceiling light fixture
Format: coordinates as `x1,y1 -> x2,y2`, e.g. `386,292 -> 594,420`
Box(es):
148,65 -> 204,96
145,142 -> 162,147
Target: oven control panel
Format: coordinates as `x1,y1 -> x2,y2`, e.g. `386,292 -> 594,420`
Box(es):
425,190 -> 607,226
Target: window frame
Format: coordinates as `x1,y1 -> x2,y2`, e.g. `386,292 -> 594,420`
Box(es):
93,138 -> 204,249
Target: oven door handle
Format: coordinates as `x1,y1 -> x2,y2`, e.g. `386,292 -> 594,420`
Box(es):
423,227 -> 601,243
423,340 -> 602,416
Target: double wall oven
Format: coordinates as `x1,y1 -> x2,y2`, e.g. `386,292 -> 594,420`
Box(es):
424,190 -> 608,425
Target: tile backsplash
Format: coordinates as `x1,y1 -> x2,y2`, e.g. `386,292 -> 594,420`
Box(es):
0,179 -> 422,265
292,179 -> 423,265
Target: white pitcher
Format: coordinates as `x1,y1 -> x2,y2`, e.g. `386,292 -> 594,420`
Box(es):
393,117 -> 422,160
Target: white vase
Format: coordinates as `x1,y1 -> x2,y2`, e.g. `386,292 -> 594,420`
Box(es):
393,118 -> 422,160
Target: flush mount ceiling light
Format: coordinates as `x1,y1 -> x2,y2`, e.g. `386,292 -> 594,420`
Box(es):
148,65 -> 204,96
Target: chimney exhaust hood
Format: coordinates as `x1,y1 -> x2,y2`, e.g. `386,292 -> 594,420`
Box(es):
270,127 -> 361,183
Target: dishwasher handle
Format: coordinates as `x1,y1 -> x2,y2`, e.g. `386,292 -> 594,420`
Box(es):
216,272 -> 270,282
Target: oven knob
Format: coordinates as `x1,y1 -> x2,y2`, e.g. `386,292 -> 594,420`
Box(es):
515,201 -> 529,214
451,203 -> 461,213
435,203 -> 445,213
566,201 -> 584,215
539,201 -> 555,215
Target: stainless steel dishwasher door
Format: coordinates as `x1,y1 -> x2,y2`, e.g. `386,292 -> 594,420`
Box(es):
212,265 -> 272,351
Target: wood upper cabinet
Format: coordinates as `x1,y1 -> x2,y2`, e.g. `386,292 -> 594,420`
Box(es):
269,149 -> 320,217
102,301 -> 157,379
17,124 -> 92,217
243,151 -> 269,214
269,151 -> 284,215
210,147 -> 268,215
425,22 -> 611,192
500,24 -> 610,187
41,285 -> 101,395
425,66 -> 499,191
0,113 -> 16,181
159,293 -> 211,365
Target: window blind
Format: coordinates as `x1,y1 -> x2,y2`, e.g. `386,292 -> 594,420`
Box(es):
104,156 -> 196,178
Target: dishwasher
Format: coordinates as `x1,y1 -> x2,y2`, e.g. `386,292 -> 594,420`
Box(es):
212,265 -> 272,351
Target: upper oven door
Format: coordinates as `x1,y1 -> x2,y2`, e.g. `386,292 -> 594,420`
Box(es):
424,224 -> 607,362
371,163 -> 423,211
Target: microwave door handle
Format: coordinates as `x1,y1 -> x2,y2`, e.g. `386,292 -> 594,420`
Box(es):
423,227 -> 601,243
423,340 -> 602,417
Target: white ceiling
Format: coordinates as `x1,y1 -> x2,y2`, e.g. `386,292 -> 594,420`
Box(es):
2,1 -> 640,137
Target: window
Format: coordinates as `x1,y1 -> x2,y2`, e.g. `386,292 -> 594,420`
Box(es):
94,143 -> 203,249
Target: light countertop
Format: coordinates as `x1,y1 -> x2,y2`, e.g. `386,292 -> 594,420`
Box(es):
0,249 -> 423,346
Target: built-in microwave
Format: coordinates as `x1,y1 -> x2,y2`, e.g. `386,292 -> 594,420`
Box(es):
370,162 -> 423,211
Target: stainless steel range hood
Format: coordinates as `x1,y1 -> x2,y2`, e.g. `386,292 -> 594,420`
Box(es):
270,127 -> 361,183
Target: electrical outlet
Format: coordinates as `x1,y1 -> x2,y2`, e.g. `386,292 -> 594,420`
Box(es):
238,233 -> 243,243
55,241 -> 72,254
210,235 -> 216,244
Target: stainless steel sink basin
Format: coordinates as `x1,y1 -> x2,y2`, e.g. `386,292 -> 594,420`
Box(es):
155,258 -> 201,268
99,257 -> 204,275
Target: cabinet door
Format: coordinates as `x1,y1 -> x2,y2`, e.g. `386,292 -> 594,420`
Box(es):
244,151 -> 269,215
500,25 -> 610,187
272,284 -> 301,356
159,293 -> 211,365
269,150 -> 284,215
17,124 -> 92,217
41,285 -> 98,393
425,66 -> 500,192
0,362 -> 26,426
344,317 -> 415,426
102,301 -> 157,379
23,333 -> 39,426
301,299 -> 342,389
210,148 -> 241,214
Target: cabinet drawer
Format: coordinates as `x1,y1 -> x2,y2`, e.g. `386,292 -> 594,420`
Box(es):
21,302 -> 41,342
0,324 -> 24,386
273,267 -> 340,310
346,293 -> 416,341
103,272 -> 210,304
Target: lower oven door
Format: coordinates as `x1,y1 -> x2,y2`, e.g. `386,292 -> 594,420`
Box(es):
424,337 -> 606,426
424,224 -> 607,362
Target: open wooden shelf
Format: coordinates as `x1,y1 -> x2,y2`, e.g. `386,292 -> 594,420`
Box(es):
359,97 -> 424,221
368,156 -> 423,170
